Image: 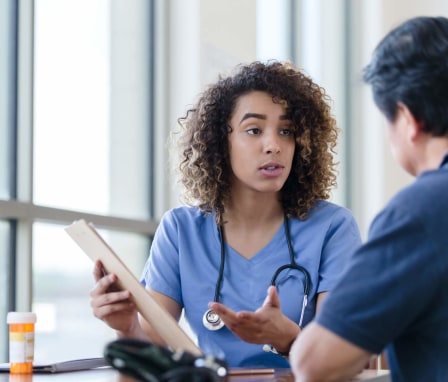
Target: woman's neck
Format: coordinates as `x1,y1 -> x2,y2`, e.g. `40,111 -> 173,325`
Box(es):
220,194 -> 285,259
223,194 -> 284,226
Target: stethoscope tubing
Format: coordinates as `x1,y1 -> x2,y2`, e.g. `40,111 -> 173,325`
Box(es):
204,215 -> 311,330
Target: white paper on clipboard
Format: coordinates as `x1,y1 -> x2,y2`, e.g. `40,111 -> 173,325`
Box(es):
65,219 -> 202,356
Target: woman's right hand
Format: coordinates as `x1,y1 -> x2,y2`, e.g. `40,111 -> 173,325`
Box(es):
90,260 -> 139,336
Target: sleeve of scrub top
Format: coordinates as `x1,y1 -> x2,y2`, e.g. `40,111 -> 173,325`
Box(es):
317,207 -> 362,293
140,210 -> 183,304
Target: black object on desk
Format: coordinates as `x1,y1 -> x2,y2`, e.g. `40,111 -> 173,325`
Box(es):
104,338 -> 228,381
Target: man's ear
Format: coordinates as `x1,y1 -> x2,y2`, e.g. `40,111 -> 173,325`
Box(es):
397,102 -> 423,141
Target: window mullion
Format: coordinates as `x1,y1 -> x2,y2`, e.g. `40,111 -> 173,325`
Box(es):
15,0 -> 35,311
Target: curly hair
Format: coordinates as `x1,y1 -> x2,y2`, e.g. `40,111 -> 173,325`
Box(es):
174,61 -> 338,224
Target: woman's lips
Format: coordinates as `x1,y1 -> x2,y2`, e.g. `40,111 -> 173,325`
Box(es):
259,164 -> 284,177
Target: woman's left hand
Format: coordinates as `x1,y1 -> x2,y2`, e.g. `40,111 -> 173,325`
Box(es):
208,285 -> 300,354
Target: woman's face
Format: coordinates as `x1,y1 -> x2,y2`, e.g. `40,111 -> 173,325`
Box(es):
227,91 -> 296,195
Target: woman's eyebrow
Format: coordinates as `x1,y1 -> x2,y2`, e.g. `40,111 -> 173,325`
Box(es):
239,113 -> 290,124
239,113 -> 266,124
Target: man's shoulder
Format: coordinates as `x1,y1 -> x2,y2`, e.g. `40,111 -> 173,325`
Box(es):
389,171 -> 447,211
370,172 -> 448,240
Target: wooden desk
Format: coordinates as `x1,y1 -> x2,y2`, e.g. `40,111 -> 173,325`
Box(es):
0,368 -> 390,382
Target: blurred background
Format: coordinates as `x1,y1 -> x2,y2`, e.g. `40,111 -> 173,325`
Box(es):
1,0 -> 446,363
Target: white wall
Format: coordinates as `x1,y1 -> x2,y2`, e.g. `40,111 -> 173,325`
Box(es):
351,0 -> 448,236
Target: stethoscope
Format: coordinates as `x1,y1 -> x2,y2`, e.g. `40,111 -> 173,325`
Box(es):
202,216 -> 311,331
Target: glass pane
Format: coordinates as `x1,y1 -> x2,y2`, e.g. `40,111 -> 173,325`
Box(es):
32,222 -> 149,363
0,220 -> 11,362
33,0 -> 151,219
0,0 -> 14,199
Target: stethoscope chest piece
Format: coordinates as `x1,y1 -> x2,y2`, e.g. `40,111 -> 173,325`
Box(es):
202,309 -> 224,331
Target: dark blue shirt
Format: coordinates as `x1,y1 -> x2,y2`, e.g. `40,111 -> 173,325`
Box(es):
316,153 -> 448,381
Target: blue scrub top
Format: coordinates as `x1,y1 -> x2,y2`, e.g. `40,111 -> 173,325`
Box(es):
141,201 -> 361,367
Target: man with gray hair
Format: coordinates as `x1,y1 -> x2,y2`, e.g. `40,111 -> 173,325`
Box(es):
290,16 -> 448,382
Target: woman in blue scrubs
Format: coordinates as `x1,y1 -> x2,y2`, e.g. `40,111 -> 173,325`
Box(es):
90,61 -> 361,368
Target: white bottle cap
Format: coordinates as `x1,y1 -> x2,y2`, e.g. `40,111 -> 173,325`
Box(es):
7,312 -> 37,324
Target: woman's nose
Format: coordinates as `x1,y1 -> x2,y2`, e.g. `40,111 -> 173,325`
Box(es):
264,134 -> 281,154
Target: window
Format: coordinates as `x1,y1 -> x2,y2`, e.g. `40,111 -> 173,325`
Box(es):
32,222 -> 149,361
34,0 -> 153,220
0,0 -> 15,200
33,0 -> 112,216
0,0 -> 157,363
0,0 -> 16,361
0,221 -> 12,359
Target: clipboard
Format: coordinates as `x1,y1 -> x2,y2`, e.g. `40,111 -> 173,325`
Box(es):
65,219 -> 202,356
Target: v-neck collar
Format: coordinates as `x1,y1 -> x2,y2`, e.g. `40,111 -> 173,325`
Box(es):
221,220 -> 286,262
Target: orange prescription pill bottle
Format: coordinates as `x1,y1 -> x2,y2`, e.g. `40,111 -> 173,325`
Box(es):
7,312 -> 37,374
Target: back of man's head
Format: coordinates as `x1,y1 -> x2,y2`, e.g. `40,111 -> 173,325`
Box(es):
363,16 -> 448,137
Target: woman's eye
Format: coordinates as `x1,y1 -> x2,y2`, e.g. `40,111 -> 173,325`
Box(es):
280,128 -> 293,136
246,127 -> 261,135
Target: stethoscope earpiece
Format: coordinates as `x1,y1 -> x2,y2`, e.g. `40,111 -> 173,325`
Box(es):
202,309 -> 225,331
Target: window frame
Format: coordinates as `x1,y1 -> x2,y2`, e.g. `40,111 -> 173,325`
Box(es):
0,0 -> 158,361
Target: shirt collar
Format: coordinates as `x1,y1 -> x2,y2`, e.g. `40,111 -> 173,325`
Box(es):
440,151 -> 448,169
